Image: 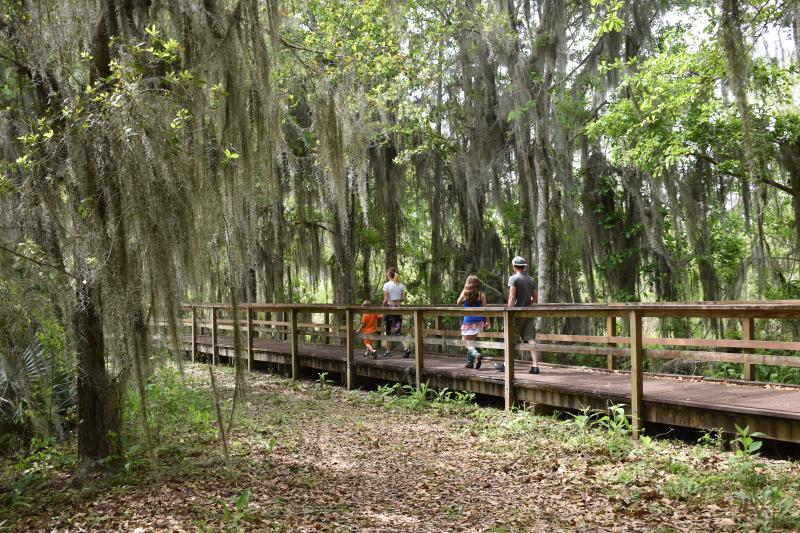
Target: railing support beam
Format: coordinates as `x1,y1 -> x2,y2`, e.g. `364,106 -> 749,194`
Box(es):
504,310 -> 515,410
247,307 -> 254,371
211,307 -> 219,365
743,317 -> 755,381
606,316 -> 616,370
629,310 -> 644,439
290,308 -> 299,379
191,306 -> 197,363
414,310 -> 425,387
345,309 -> 355,389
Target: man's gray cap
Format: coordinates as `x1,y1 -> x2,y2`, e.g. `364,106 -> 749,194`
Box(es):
512,256 -> 527,267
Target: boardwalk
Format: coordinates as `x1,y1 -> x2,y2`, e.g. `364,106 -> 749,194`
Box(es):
184,331 -> 800,444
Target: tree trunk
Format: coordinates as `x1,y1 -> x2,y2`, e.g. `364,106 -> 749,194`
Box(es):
74,281 -> 120,459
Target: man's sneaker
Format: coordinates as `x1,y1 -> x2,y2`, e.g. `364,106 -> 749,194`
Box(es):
529,366 -> 540,375
494,362 -> 505,371
404,348 -> 411,358
474,352 -> 482,370
383,351 -> 391,358
465,361 -> 474,369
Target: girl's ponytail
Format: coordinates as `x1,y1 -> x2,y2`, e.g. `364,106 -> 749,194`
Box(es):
387,267 -> 400,284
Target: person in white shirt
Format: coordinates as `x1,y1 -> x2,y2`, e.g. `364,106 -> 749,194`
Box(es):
382,266 -> 411,358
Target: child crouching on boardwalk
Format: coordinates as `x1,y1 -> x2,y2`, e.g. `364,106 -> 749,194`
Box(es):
456,275 -> 488,369
357,300 -> 381,359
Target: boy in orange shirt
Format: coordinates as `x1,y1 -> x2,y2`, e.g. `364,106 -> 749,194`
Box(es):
357,300 -> 381,359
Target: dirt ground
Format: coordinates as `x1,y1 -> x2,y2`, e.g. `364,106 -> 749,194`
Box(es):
4,363 -> 799,532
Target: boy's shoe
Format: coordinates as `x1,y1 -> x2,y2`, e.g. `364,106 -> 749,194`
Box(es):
528,366 -> 540,375
474,352 -> 482,370
403,348 -> 411,358
371,350 -> 378,359
494,362 -> 505,371
383,351 -> 391,358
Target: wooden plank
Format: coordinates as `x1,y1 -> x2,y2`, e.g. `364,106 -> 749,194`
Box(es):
358,332 -> 416,343
607,316 -> 616,370
247,308 -> 254,371
643,349 -> 800,367
644,336 -> 800,351
417,337 -> 505,350
252,319 -> 290,327
424,328 -> 505,339
629,310 -> 644,440
191,306 -> 197,363
346,309 -> 355,389
358,334 -> 507,351
534,343 -> 627,357
536,332 -> 800,352
290,308 -> 299,380
743,317 -> 755,381
504,310 -> 514,410
414,310 -> 425,388
298,321 -> 347,330
211,307 -> 219,365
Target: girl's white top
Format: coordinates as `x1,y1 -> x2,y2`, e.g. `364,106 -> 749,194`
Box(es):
383,280 -> 405,302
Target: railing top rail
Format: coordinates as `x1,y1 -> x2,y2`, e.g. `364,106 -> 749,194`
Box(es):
180,300 -> 800,318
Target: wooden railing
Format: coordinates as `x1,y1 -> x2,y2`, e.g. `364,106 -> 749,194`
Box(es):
175,301 -> 800,439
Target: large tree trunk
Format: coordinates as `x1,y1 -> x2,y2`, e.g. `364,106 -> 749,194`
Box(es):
73,281 -> 120,459
378,140 -> 399,270
779,140 -> 800,258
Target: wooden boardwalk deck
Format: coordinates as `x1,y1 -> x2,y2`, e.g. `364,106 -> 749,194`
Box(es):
185,334 -> 800,444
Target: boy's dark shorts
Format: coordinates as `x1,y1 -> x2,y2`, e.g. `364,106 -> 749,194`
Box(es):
514,317 -> 536,342
385,315 -> 403,335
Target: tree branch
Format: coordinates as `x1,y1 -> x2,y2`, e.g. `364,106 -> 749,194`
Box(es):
692,151 -> 795,196
0,243 -> 77,280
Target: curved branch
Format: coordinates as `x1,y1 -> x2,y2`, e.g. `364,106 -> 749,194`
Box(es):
0,243 -> 77,280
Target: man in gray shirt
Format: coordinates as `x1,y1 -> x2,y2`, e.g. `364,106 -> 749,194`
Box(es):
495,256 -> 540,374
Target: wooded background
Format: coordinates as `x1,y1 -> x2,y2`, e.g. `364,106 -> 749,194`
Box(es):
1,0 -> 799,458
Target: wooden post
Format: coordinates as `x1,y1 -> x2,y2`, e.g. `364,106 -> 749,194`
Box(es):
414,310 -> 425,388
435,315 -> 443,354
743,317 -> 755,381
324,312 -> 330,346
211,307 -> 219,365
629,310 -> 644,439
606,316 -> 616,370
247,307 -> 254,371
191,306 -> 197,363
503,310 -> 515,410
289,308 -> 299,380
345,308 -> 355,389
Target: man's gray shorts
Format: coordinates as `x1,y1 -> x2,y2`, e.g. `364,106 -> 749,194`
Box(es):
514,316 -> 536,342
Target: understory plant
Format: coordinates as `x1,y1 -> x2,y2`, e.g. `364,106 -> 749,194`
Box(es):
567,404 -> 633,460
368,381 -> 476,412
728,425 -> 799,531
0,328 -> 75,450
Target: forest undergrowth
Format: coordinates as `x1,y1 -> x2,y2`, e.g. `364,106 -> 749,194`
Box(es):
2,362 -> 799,532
